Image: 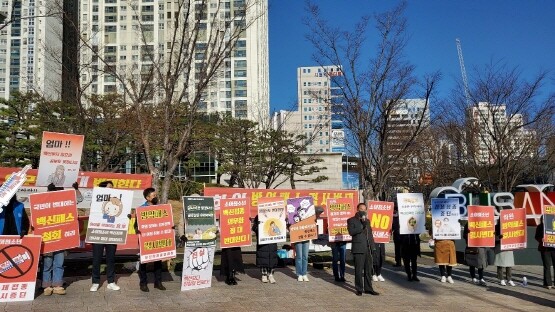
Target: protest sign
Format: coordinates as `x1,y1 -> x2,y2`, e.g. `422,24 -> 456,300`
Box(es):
204,187 -> 357,218
136,204 -> 176,263
543,205 -> 555,248
85,187 -> 133,244
0,165 -> 32,208
500,208 -> 526,250
287,196 -> 318,243
327,197 -> 355,242
467,205 -> 495,247
36,132 -> 84,188
431,198 -> 461,240
29,189 -> 79,253
397,193 -> 426,234
220,198 -> 251,248
183,196 -> 217,248
73,216 -> 139,253
368,201 -> 394,243
181,246 -> 215,291
0,235 -> 41,302
257,197 -> 286,245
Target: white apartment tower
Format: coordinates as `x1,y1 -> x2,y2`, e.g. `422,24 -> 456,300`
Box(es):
0,0 -> 62,100
78,0 -> 269,124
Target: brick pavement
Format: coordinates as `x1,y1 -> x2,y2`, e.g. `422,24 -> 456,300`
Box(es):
2,245 -> 554,312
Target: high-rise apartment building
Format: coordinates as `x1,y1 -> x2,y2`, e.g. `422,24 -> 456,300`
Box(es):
78,0 -> 268,124
0,0 -> 62,100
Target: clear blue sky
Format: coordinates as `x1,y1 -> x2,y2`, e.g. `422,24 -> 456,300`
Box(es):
268,0 -> 555,112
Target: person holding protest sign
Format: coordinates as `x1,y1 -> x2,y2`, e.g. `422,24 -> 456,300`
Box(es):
252,215 -> 278,284
535,216 -> 555,289
331,241 -> 347,282
220,247 -> 244,285
347,203 -> 379,296
400,232 -> 421,282
429,227 -> 457,284
0,195 -> 29,236
494,221 -> 515,286
372,243 -> 386,282
135,187 -> 166,292
90,180 -> 120,292
464,223 -> 487,286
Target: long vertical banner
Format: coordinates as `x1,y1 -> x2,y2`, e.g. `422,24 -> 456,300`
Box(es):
85,187 -> 133,244
467,205 -> 495,247
431,198 -> 461,240
287,196 -> 317,243
0,165 -> 32,207
29,189 -> 80,253
368,201 -> 394,243
0,235 -> 42,302
500,208 -> 526,251
183,196 -> 217,247
327,198 -> 355,242
220,198 -> 251,248
257,197 -> 286,245
181,246 -> 215,291
136,204 -> 176,263
397,193 -> 426,234
543,205 -> 555,248
36,132 -> 84,188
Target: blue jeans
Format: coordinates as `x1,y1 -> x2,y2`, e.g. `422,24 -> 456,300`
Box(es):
331,242 -> 347,279
42,251 -> 65,287
295,241 -> 309,276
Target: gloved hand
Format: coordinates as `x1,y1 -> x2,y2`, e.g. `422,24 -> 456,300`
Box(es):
180,235 -> 187,243
72,182 -> 79,190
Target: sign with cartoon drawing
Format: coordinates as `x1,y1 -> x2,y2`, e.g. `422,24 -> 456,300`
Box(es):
287,196 -> 318,243
0,235 -> 42,302
181,246 -> 215,291
182,196 -> 217,248
257,197 -> 286,245
85,187 -> 133,244
397,193 -> 426,235
36,132 -> 85,188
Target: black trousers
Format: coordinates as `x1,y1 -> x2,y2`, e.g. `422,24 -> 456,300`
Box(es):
139,260 -> 162,285
353,252 -> 374,292
403,253 -> 418,278
92,243 -> 117,284
541,250 -> 555,286
394,240 -> 402,265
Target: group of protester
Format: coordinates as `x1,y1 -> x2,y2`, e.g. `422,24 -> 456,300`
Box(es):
1,189 -> 555,297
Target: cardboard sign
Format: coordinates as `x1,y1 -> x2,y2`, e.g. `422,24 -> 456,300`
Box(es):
257,197 -> 286,245
287,196 -> 317,243
397,193 -> 426,234
136,204 -> 176,263
431,198 -> 461,240
500,208 -> 526,250
85,187 -> 133,244
467,205 -> 495,247
36,132 -> 84,188
181,246 -> 215,291
327,197 -> 355,242
0,235 -> 42,302
368,201 -> 394,243
543,205 -> 555,248
219,198 -> 251,248
29,189 -> 80,253
183,196 -> 217,248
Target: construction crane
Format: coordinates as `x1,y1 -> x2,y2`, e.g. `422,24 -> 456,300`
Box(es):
456,38 -> 471,106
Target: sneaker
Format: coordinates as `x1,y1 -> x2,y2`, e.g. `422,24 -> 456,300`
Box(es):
441,276 -> 447,283
297,275 -> 303,282
500,280 -> 507,286
53,286 -> 66,295
372,275 -> 378,282
268,274 -> 276,284
262,275 -> 269,283
90,284 -> 99,292
479,279 -> 487,286
378,275 -> 385,282
447,276 -> 454,284
472,278 -> 479,284
302,275 -> 309,282
508,280 -> 515,287
107,283 -> 120,291
43,287 -> 53,296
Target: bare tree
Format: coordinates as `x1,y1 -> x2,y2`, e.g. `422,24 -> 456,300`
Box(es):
305,2 -> 439,200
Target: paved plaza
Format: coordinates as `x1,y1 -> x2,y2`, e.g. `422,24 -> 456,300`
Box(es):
2,247 -> 554,312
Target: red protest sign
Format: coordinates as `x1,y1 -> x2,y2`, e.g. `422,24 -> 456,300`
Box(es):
468,205 -> 495,247
0,235 -> 42,302
368,201 -> 394,243
136,204 -> 176,263
327,198 -> 355,242
29,190 -> 79,254
220,198 -> 251,248
500,208 -> 526,251
544,205 -> 555,248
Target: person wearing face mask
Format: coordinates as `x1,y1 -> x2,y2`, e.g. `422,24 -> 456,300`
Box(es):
347,203 -> 379,296
135,187 -> 165,292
